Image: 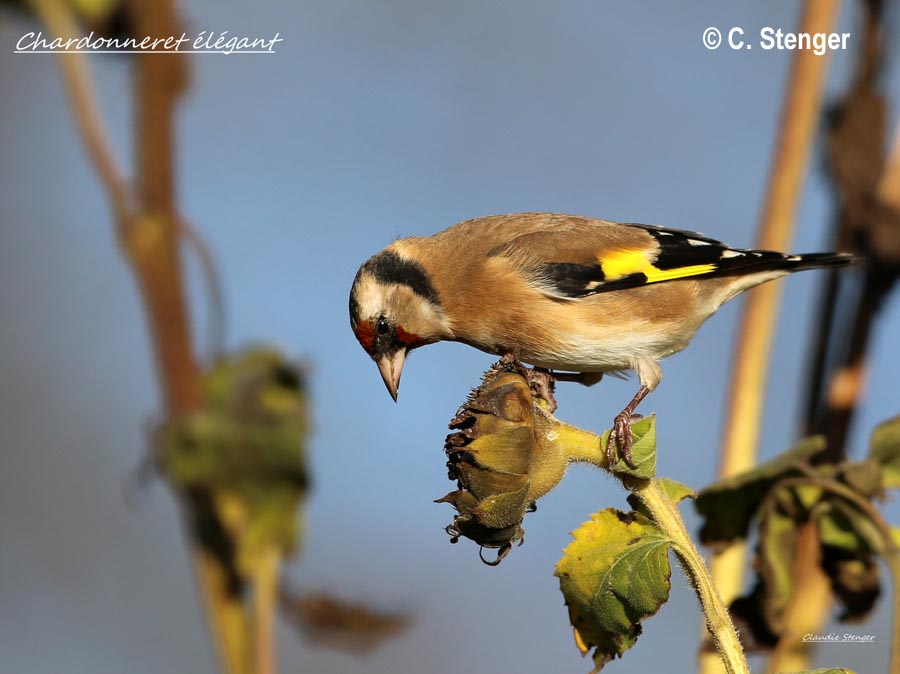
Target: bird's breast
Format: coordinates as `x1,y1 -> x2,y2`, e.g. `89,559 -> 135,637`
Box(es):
452,300 -> 701,374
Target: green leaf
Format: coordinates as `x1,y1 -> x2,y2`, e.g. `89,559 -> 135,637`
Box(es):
555,508 -> 672,671
627,477 -> 693,519
694,436 -> 825,550
869,415 -> 900,488
601,415 -> 657,479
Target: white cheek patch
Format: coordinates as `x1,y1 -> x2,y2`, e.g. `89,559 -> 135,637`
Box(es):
354,277 -> 388,320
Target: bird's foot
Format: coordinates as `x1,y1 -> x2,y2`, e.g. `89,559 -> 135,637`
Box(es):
606,411 -> 643,469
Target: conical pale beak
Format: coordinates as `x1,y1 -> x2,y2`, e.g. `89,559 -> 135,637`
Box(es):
376,350 -> 406,402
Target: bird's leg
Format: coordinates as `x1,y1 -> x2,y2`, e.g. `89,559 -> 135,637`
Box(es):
498,354 -> 558,412
607,385 -> 650,468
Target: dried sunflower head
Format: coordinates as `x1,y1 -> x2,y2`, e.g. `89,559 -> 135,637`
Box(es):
437,359 -> 656,564
437,361 -> 564,564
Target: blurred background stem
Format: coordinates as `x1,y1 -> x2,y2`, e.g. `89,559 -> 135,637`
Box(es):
700,1 -> 841,673
29,0 -> 259,671
253,547 -> 282,674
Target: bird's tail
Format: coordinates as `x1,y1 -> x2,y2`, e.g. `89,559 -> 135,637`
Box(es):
782,252 -> 861,272
709,250 -> 860,304
711,250 -> 861,280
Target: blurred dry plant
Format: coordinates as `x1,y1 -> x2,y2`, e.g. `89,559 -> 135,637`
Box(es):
17,0 -> 294,671
154,347 -> 311,674
700,1 -> 900,674
695,418 -> 900,671
14,1 -> 407,672
706,7 -> 842,669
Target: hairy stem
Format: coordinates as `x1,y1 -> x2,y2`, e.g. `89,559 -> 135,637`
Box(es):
628,478 -> 749,674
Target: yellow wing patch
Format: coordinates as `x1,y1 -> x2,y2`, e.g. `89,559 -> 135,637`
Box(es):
598,249 -> 652,280
643,263 -> 716,282
598,248 -> 716,284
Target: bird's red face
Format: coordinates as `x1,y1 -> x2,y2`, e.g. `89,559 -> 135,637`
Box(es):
350,313 -> 430,401
351,316 -> 429,356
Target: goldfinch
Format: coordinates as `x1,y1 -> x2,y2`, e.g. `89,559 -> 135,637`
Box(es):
349,213 -> 855,466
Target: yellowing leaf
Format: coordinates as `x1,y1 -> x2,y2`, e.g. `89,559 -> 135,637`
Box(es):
555,508 -> 672,670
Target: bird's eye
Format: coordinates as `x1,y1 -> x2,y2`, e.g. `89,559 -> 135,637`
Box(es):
376,316 -> 390,335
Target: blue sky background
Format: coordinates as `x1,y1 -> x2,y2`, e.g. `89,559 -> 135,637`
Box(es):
2,2 -> 900,673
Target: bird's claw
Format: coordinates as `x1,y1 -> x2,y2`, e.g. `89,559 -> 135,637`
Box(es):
606,412 -> 643,469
